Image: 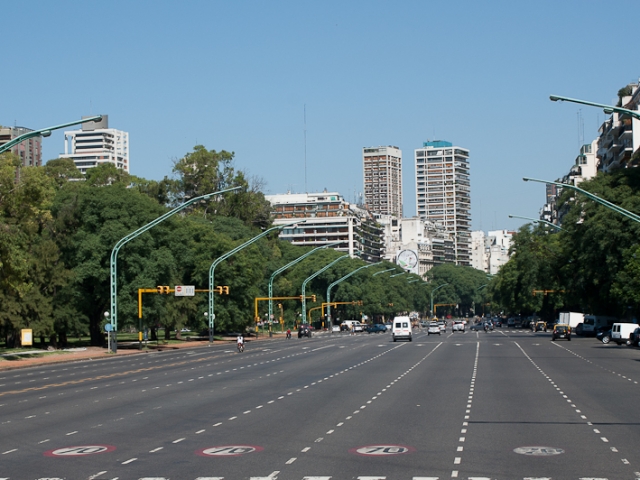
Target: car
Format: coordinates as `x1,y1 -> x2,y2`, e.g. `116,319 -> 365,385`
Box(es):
492,318 -> 502,328
392,316 -> 412,342
597,328 -> 612,344
331,325 -> 341,333
507,318 -> 515,328
452,320 -> 465,332
419,320 -> 428,328
533,321 -> 547,332
384,323 -> 392,331
552,324 -> 571,341
437,321 -> 446,333
631,327 -> 640,347
365,323 -> 387,334
298,324 -> 312,338
427,322 -> 441,335
470,322 -> 485,331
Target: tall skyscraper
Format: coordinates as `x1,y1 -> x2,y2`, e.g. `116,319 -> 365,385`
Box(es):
415,140 -> 471,266
363,146 -> 402,218
60,115 -> 129,174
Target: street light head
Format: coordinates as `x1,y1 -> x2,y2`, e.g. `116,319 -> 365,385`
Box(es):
41,130 -> 52,137
203,312 -> 208,317
603,107 -> 614,115
522,177 -> 530,182
549,95 -> 561,102
508,215 -> 514,218
104,311 -> 110,318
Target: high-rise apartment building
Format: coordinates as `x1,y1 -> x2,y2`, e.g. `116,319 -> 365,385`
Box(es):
363,146 -> 402,218
0,126 -> 42,167
60,115 -> 129,174
415,140 -> 471,266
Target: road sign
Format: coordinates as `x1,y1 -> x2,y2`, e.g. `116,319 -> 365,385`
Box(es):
44,445 -> 116,457
196,445 -> 263,457
175,285 -> 195,296
104,323 -> 113,332
349,445 -> 415,456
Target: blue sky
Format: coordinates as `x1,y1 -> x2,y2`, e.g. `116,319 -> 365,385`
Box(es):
3,0 -> 638,232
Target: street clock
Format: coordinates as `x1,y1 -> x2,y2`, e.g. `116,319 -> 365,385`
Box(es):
397,250 -> 419,272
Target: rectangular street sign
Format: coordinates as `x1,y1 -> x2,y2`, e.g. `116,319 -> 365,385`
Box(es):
174,285 -> 195,296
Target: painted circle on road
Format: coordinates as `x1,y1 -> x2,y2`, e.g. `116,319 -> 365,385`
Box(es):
350,445 -> 416,456
513,446 -> 565,456
197,445 -> 264,457
44,445 -> 116,457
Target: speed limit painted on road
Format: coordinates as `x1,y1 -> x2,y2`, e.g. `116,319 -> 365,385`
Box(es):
513,446 -> 565,456
44,445 -> 116,457
196,445 -> 264,457
349,445 -> 416,456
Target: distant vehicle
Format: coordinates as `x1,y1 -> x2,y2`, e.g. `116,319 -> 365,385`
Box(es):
552,324 -> 571,341
597,328 -> 612,344
611,323 -> 639,346
470,322 -> 485,332
298,324 -> 312,338
419,320 -> 428,328
580,315 -> 617,336
427,322 -> 441,335
533,321 -> 547,332
366,323 -> 387,334
631,327 -> 640,347
392,316 -> 412,342
331,325 -> 341,333
437,321 -> 446,333
384,323 -> 392,331
559,312 -> 584,331
341,320 -> 363,332
507,318 -> 515,328
493,318 -> 502,328
452,320 -> 465,333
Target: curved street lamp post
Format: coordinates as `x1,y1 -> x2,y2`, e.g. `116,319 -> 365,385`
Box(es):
208,221 -> 303,342
430,283 -> 449,319
109,186 -> 241,353
300,254 -> 349,326
509,214 -> 565,231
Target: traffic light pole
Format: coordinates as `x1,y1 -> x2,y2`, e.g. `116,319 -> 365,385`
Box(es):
300,255 -> 349,326
109,186 -> 240,353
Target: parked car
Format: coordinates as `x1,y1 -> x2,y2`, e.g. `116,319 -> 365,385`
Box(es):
384,323 -> 392,331
507,318 -> 516,328
631,327 -> 640,347
366,323 -> 387,334
597,328 -> 612,344
298,324 -> 313,338
452,320 -> 465,333
552,324 -> 571,341
427,322 -> 441,335
612,323 -> 639,346
493,318 -> 502,328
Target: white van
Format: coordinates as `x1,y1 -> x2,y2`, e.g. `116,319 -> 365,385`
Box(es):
392,316 -> 412,342
611,323 -> 639,345
341,320 -> 363,332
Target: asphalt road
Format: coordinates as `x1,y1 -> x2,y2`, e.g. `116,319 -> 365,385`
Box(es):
1,327 -> 640,479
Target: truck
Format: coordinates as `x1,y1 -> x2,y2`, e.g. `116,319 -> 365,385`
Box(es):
558,312 -> 584,330
580,315 -> 617,336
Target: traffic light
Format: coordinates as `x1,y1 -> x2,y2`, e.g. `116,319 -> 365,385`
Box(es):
311,295 -> 316,302
222,286 -> 229,295
157,285 -> 170,294
214,286 -> 223,295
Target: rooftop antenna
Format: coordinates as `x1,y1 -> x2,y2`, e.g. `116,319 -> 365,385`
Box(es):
304,105 -> 308,194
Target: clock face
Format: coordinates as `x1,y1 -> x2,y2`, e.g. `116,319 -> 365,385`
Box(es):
397,250 -> 418,269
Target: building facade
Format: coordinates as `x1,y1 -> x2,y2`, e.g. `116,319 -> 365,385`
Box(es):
60,115 -> 129,174
415,140 -> 471,266
470,230 -> 513,275
0,126 -> 42,167
363,146 -> 403,218
266,191 -> 384,263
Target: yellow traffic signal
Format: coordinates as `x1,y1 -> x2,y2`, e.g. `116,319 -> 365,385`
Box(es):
312,295 -> 316,302
214,286 -> 223,294
156,285 -> 170,294
222,286 -> 229,295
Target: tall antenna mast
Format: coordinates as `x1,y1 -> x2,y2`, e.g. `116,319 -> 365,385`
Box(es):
304,105 -> 308,193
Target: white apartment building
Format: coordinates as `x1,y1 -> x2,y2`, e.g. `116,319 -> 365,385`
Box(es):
470,230 -> 513,275
415,140 -> 471,266
363,146 -> 402,218
265,191 -> 384,262
60,115 -> 129,174
378,215 -> 454,276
